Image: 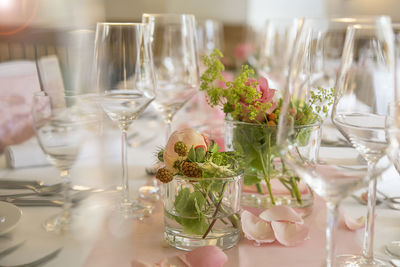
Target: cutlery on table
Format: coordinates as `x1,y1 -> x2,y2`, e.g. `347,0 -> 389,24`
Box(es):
5,190 -> 94,207
0,180 -> 44,190
0,183 -> 63,200
3,187 -> 118,207
0,247 -> 62,267
0,180 -> 93,192
352,190 -> 400,210
0,242 -> 25,259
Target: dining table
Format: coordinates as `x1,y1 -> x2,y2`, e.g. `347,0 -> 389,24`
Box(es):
0,125 -> 400,267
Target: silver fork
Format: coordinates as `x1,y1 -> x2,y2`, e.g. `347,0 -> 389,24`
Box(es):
0,247 -> 62,267
0,184 -> 63,200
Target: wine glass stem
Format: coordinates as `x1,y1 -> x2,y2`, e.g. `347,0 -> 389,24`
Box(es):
121,130 -> 130,204
326,201 -> 339,267
165,121 -> 172,142
362,164 -> 378,263
60,169 -> 71,222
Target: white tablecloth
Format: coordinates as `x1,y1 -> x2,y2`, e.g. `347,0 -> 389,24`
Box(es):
0,130 -> 400,267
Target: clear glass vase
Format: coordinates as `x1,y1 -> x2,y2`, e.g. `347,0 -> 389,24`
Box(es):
225,118 -> 320,216
163,172 -> 243,251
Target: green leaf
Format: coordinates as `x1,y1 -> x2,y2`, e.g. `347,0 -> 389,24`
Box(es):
173,187 -> 209,235
243,174 -> 262,186
175,214 -> 209,235
188,146 -> 196,162
195,146 -> 206,163
174,188 -> 206,217
209,140 -> 220,154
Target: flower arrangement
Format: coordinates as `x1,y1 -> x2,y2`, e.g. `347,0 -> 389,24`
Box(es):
199,49 -> 334,206
156,128 -> 241,240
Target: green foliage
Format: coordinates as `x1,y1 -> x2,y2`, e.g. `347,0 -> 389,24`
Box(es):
309,87 -> 335,119
200,49 -> 335,125
168,138 -> 240,236
188,146 -> 197,162
231,123 -> 279,187
173,188 -> 209,235
195,147 -> 206,163
200,50 -> 271,121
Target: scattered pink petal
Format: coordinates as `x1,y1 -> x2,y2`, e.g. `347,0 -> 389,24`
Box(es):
241,210 -> 275,245
271,221 -> 309,247
343,213 -> 365,231
178,246 -> 227,267
131,260 -> 152,267
259,206 -> 304,224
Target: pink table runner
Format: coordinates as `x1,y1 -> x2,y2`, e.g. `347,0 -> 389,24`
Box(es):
84,196 -> 361,267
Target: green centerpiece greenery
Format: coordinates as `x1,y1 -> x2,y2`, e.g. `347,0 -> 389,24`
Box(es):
200,49 -> 334,205
156,129 -> 241,239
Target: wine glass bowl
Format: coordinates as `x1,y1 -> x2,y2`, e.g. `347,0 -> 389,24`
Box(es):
196,19 -> 224,57
32,92 -> 98,232
278,16 -> 394,267
331,17 -> 395,267
139,14 -> 200,200
142,13 -> 200,136
257,18 -> 304,90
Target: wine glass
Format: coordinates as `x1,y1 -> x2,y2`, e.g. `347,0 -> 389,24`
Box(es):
142,13 -> 200,139
278,16 -> 393,267
94,23 -> 156,219
332,17 -> 395,266
196,19 -> 224,57
256,18 -> 304,90
139,14 -> 200,199
32,92 -> 98,233
384,24 -> 400,260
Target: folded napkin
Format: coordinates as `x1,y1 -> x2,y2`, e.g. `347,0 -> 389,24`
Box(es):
4,138 -> 49,169
0,61 -> 41,152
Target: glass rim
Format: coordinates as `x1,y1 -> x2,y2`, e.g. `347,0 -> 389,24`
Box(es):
224,117 -> 321,128
174,170 -> 244,182
96,22 -> 146,27
142,13 -> 195,19
33,91 -> 100,99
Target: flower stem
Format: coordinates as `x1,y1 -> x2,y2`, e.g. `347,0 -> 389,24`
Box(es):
202,182 -> 227,239
258,133 -> 275,205
256,182 -> 264,194
290,177 -> 302,205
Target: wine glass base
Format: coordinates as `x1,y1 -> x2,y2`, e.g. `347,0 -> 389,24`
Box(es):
385,241 -> 400,258
43,213 -> 71,234
336,254 -> 390,267
118,201 -> 154,220
139,185 -> 160,201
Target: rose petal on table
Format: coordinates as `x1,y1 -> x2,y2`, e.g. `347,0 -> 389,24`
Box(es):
343,213 -> 365,231
259,206 -> 303,224
271,221 -> 309,247
155,258 -> 171,267
178,246 -> 227,267
241,210 -> 275,244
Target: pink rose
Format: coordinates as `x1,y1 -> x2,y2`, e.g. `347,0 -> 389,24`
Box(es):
163,128 -> 208,171
239,76 -> 277,123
